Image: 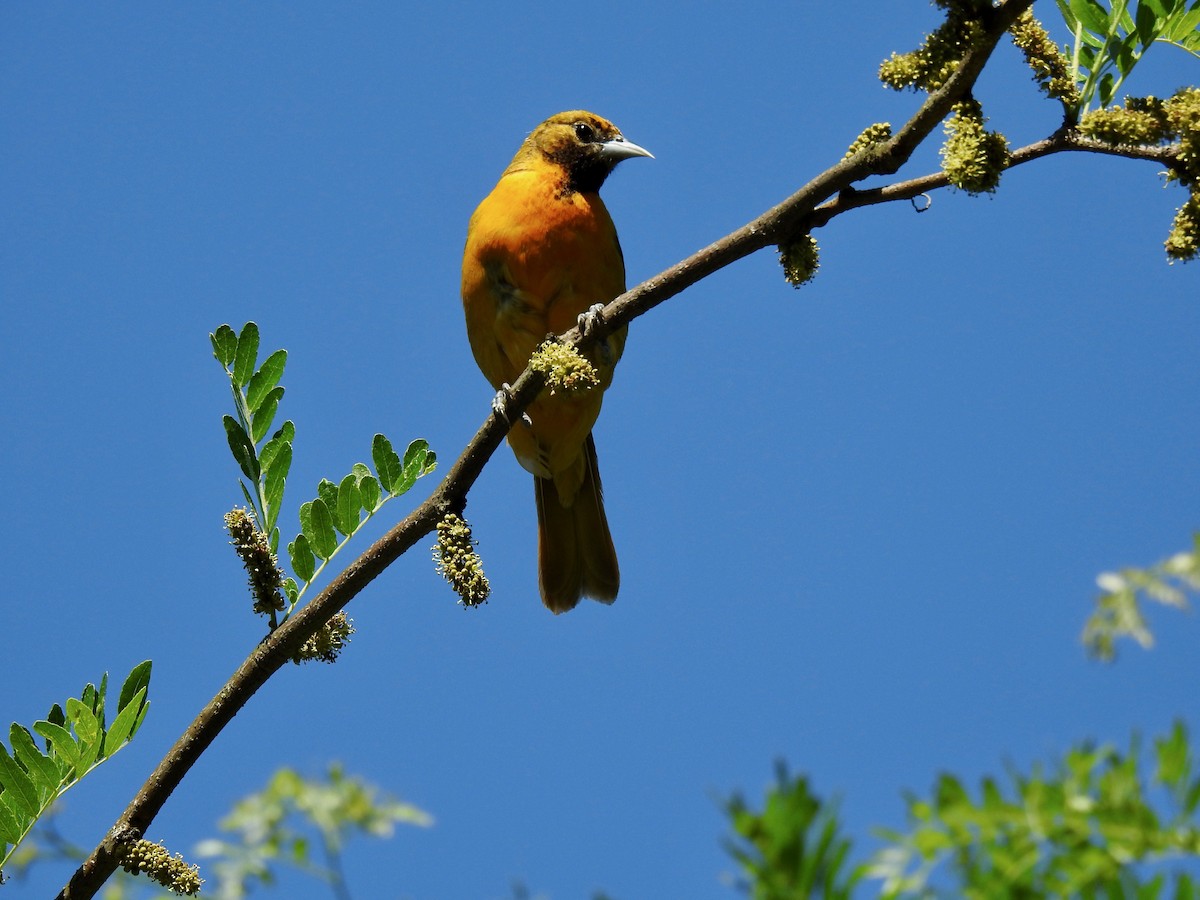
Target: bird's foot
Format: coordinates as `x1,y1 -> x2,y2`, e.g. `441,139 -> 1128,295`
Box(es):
491,384 -> 532,427
577,303 -> 607,340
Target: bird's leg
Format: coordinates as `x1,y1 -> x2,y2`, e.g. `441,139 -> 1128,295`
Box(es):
491,383 -> 532,427
577,303 -> 607,340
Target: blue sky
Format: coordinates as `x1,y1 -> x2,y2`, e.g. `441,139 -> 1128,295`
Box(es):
2,2 -> 1198,897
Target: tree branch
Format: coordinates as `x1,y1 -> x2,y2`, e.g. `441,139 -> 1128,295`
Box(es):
808,126 -> 1182,228
61,3 -> 1092,896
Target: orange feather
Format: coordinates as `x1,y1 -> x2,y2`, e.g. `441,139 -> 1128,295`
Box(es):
461,111 -> 651,612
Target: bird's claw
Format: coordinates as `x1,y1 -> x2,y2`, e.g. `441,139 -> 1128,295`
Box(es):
491,384 -> 512,422
491,384 -> 531,427
577,303 -> 607,340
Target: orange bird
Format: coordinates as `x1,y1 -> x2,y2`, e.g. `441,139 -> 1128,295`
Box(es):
461,111 -> 652,613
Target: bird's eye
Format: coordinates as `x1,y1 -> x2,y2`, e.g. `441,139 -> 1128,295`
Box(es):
573,122 -> 597,142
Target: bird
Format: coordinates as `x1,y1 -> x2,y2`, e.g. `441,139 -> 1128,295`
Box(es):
461,111 -> 652,613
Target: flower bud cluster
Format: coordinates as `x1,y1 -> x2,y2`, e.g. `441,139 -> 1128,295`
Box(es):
118,840 -> 202,896
434,514 -> 490,607
225,507 -> 285,615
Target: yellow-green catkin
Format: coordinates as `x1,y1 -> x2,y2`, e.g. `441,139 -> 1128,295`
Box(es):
1165,88 -> 1200,186
941,99 -> 1009,194
434,514 -> 490,607
1166,193 -> 1200,262
879,3 -> 986,93
225,507 -> 285,616
844,123 -> 893,161
528,341 -> 600,395
118,840 -> 202,896
1008,9 -> 1080,108
779,235 -> 820,288
293,611 -> 355,664
1079,98 -> 1169,146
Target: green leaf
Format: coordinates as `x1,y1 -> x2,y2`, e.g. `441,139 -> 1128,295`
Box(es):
282,577 -> 299,603
260,426 -> 291,473
250,386 -> 284,444
103,687 -> 147,757
1099,71 -> 1116,105
289,533 -> 316,583
396,439 -> 433,495
357,471 -> 381,512
0,742 -> 38,819
333,480 -> 355,535
10,725 -> 62,801
264,442 -> 292,529
0,793 -> 21,844
211,325 -> 238,367
66,698 -> 101,748
224,415 -> 260,482
335,474 -> 361,536
1114,31 -> 1139,74
1143,0 -> 1171,20
33,721 -> 81,772
1135,0 -> 1164,47
117,660 -> 152,713
372,434 -> 403,494
133,701 -> 150,736
1114,0 -> 1135,33
95,673 -> 108,720
232,322 -> 260,387
307,498 -> 338,560
239,480 -> 258,521
246,349 -> 287,413
1072,0 -> 1115,33
1056,0 -> 1079,33
317,478 -> 339,513
1166,5 -> 1200,41
46,704 -> 65,728
279,419 -> 296,444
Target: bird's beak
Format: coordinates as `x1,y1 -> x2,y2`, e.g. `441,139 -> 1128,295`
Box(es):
599,136 -> 654,161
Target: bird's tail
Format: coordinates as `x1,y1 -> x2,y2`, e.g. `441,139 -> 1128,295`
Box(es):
535,434 -> 619,614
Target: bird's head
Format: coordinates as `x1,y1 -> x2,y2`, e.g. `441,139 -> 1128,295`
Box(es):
515,110 -> 653,195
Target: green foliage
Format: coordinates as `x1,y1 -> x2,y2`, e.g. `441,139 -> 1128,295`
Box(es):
866,722 -> 1200,898
211,324 -> 437,624
1055,0 -> 1200,113
8,763 -> 420,899
723,763 -> 859,900
0,662 -> 151,877
193,763 -> 431,900
211,323 -> 291,560
1083,534 -> 1200,660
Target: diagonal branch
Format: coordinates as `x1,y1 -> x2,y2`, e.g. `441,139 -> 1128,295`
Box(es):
60,3 -> 1050,897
